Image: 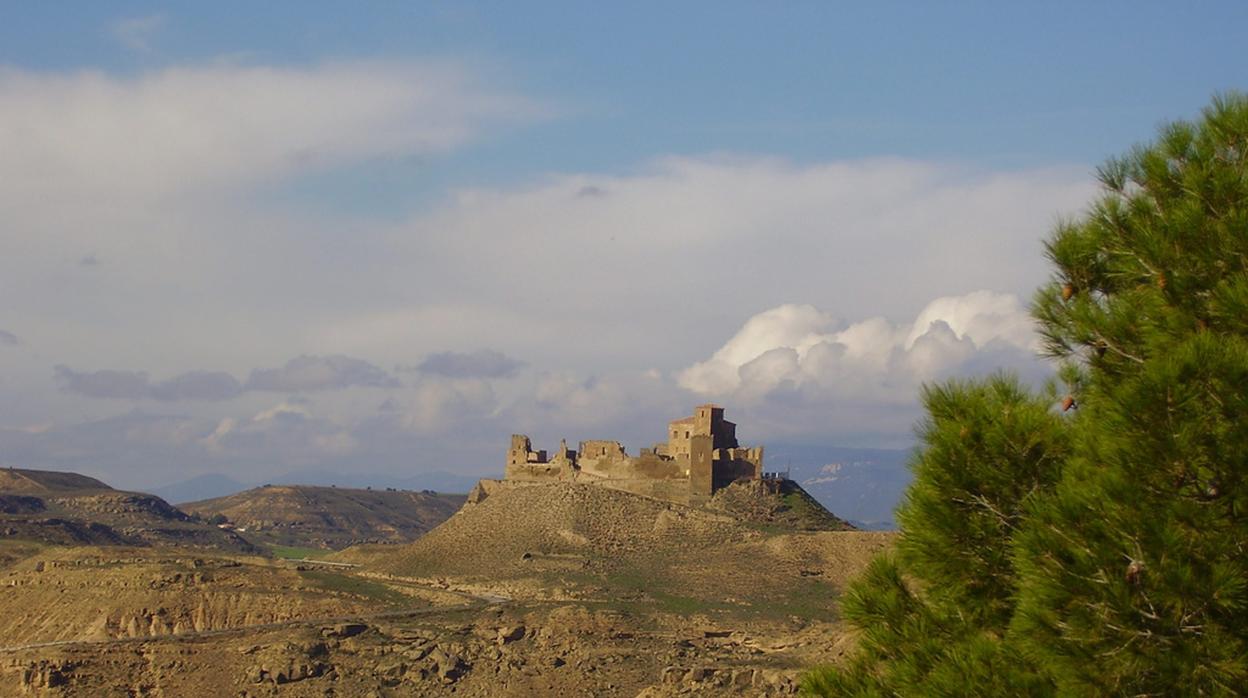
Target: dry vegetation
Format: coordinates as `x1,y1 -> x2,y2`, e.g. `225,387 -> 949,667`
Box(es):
0,477 -> 891,696
182,485 -> 465,550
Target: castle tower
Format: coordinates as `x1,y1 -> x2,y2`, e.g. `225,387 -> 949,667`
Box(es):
507,434 -> 533,470
688,434 -> 714,499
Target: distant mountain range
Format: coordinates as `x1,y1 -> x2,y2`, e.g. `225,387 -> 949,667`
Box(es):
146,445 -> 914,529
764,444 -> 914,530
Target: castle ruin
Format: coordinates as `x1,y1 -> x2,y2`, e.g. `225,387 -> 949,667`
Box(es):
505,404 -> 764,504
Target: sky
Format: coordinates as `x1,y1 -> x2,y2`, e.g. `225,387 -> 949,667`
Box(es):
1,3 -> 1244,491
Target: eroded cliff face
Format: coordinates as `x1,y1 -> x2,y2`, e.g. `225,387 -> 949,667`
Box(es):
0,548 -> 402,646
0,602 -> 834,696
0,480 -> 891,696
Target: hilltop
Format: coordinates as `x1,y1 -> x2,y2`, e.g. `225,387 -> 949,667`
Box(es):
0,467 -> 257,554
0,468 -> 111,493
182,484 -> 465,551
363,480 -> 881,608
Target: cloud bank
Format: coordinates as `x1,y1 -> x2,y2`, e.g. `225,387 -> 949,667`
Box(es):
413,350 -> 525,379
0,57 -> 1096,488
54,355 -> 398,401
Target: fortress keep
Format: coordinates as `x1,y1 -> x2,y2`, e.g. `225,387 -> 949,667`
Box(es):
505,404 -> 764,504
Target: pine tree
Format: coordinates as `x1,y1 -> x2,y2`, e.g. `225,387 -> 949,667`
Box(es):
804,93 -> 1248,696
1014,93 -> 1248,695
803,376 -> 1067,696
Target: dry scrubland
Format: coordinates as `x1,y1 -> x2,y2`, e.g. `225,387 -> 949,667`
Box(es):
182,485 -> 465,550
0,477 -> 891,696
0,543 -> 428,646
0,468 -> 257,554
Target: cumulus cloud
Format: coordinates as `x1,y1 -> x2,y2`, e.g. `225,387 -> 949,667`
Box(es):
0,61 -> 1095,482
413,349 -> 525,378
0,329 -> 18,346
245,355 -> 399,392
361,157 -> 1092,374
679,290 -> 1045,403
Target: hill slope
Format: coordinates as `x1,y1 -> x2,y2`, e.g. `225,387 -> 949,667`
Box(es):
0,467 -> 111,493
364,480 -> 889,615
0,543 -> 415,647
182,485 -> 465,550
0,467 -> 257,553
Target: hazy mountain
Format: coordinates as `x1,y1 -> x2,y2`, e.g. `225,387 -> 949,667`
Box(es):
149,473 -> 251,504
764,444 -> 913,530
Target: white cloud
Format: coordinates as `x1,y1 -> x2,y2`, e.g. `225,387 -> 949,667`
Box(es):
374,157 -> 1092,373
0,57 -> 1095,482
0,60 -> 538,205
678,290 -> 1043,400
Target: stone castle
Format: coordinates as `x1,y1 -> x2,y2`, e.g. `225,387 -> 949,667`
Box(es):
506,404 -> 765,504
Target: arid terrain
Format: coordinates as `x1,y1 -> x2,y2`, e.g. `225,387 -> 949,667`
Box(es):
182,485 -> 465,551
0,468 -> 257,554
0,471 -> 891,696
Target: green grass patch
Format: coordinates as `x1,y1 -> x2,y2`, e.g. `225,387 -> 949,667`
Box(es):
269,544 -> 333,560
297,569 -> 410,607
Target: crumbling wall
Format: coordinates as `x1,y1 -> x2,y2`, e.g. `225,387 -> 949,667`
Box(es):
506,435 -> 570,482
588,478 -> 692,504
712,458 -> 761,490
503,406 -> 763,505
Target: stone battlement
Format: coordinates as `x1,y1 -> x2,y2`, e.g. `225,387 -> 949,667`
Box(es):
505,405 -> 763,504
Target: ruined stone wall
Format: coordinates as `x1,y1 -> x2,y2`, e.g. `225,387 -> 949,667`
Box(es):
504,404 -> 761,506
505,462 -> 575,483
577,440 -> 627,462
712,458 -> 761,490
578,452 -> 685,481
586,478 -> 693,504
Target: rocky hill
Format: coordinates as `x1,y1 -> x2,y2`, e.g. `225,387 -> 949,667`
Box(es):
182,485 -> 465,550
705,479 -> 856,531
0,478 -> 892,695
0,468 -> 111,493
363,480 -> 885,610
0,467 -> 257,553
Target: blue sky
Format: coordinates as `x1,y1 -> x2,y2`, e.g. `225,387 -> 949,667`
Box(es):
6,3 -> 1243,199
0,3 -> 1243,489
